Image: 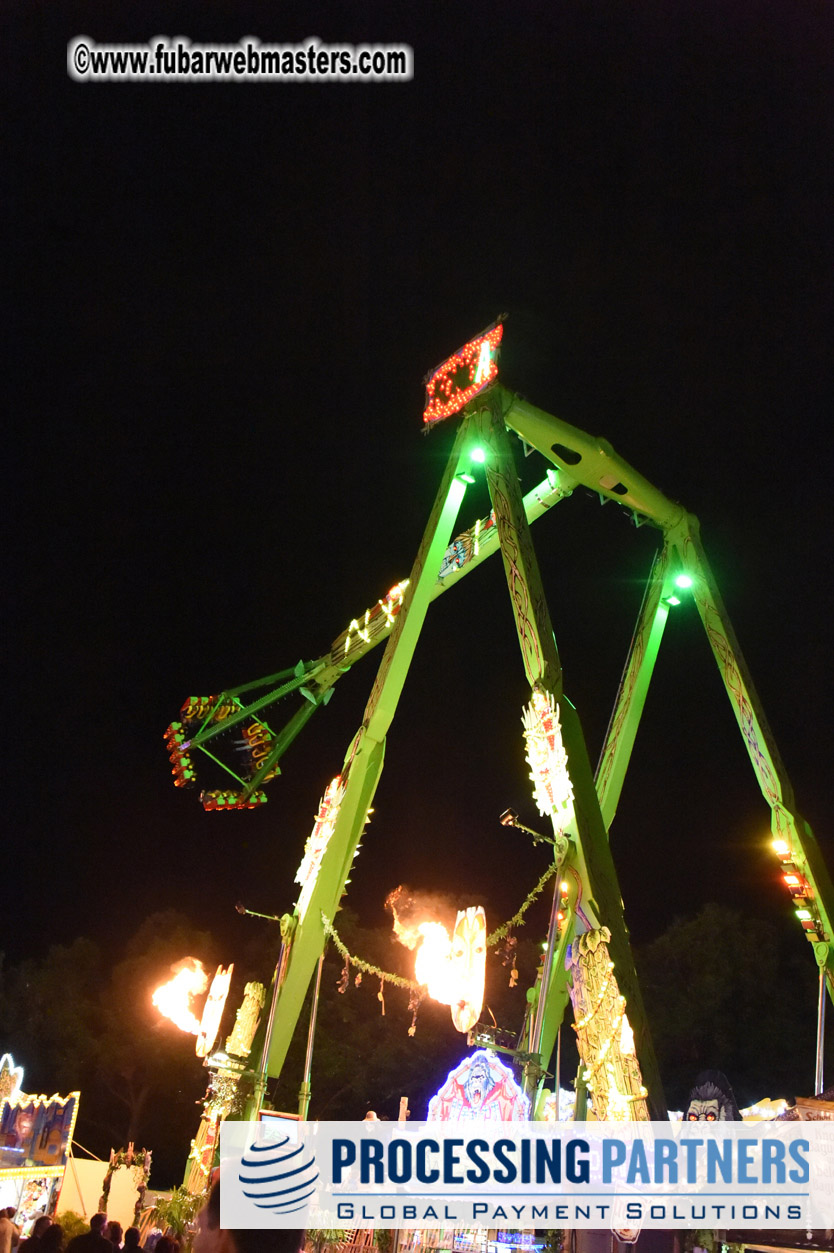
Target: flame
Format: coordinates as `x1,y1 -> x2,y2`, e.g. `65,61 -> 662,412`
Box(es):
387,887 -> 486,1031
388,889 -> 456,1002
414,921 -> 456,1002
152,957 -> 208,1033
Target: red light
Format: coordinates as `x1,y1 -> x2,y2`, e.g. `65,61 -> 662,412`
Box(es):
200,789 -> 267,811
423,324 -> 504,425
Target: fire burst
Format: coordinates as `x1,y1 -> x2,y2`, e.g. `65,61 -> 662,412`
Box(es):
152,957 -> 208,1033
387,888 -> 486,1033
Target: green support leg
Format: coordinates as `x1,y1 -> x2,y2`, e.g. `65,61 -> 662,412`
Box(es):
475,395 -> 667,1120
673,516 -> 834,1000
259,417 -> 478,1093
596,543 -> 674,830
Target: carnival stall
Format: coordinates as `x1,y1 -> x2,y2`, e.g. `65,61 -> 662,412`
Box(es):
0,1053 -> 79,1229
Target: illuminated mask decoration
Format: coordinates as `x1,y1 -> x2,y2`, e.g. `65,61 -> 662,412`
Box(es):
388,889 -> 486,1034
567,928 -> 649,1122
427,1049 -> 529,1122
0,1054 -> 24,1103
522,685 -> 574,831
448,906 -> 487,1033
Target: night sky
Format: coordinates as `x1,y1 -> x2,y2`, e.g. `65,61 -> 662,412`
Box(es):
7,0 -> 833,1017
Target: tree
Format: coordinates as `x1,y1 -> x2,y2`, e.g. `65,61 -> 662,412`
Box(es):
635,902 -> 832,1111
0,937 -> 103,1098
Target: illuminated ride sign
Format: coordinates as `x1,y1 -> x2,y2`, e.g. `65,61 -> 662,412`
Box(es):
423,323 -> 504,426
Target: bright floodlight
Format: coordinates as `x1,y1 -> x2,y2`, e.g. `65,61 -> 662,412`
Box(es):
470,446 -> 486,463
675,574 -> 694,589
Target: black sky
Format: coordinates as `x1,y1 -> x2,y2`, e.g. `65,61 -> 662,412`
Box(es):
6,1 -> 833,1001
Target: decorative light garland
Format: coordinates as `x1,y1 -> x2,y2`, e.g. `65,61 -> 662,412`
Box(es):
321,912 -> 422,991
485,863 -> 559,944
98,1146 -> 152,1225
319,860 -> 563,1030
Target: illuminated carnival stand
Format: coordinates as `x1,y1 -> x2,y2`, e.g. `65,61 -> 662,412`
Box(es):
163,320 -> 833,1136
0,1053 -> 80,1228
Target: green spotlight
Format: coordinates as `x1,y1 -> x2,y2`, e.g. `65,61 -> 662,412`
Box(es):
665,595 -> 681,607
674,574 -> 694,589
470,446 -> 486,463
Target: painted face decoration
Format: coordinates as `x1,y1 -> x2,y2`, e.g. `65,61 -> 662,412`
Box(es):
685,1070 -> 742,1122
448,906 -> 487,1033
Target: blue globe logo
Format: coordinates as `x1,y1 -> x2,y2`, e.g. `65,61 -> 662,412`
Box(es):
239,1136 -> 319,1214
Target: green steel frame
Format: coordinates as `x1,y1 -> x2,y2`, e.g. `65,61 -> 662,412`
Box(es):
175,378 -> 832,1117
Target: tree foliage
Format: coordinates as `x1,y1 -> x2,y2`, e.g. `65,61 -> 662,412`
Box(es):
635,902 -> 832,1111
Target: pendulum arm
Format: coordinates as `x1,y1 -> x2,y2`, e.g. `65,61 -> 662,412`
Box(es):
308,468 -> 574,696
474,395 -> 667,1120
168,471 -> 573,805
500,386 -> 687,531
260,417 -> 480,1086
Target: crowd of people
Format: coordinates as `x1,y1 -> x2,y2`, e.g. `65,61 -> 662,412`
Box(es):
0,1211 -> 151,1253
0,1184 -> 304,1253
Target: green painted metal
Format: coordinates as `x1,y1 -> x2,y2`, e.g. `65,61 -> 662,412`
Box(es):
474,396 -> 667,1120
500,390 -> 834,1000
595,544 -> 674,829
188,665 -> 322,749
500,386 -> 686,530
669,515 -> 834,1001
170,348 -> 834,1114
261,418 -> 477,1084
308,469 -> 573,697
178,473 -> 572,802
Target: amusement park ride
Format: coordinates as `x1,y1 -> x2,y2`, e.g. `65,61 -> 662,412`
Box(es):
164,320 -> 834,1132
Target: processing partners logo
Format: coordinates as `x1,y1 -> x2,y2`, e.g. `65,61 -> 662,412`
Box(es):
220,1119 -> 834,1232
238,1132 -> 319,1216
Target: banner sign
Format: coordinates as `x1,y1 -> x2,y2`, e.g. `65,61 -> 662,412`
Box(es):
220,1119 -> 834,1231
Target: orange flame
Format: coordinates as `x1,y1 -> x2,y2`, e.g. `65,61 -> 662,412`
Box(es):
152,957 -> 208,1033
387,888 -> 486,1031
413,921 -> 456,1003
388,889 -> 455,1002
